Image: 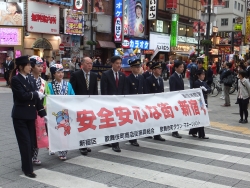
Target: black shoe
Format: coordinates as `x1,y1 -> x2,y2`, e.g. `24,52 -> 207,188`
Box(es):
87,148 -> 91,152
24,172 -> 37,178
239,119 -> 244,123
243,119 -> 248,123
172,133 -> 182,138
130,141 -> 139,147
199,136 -> 209,139
154,135 -> 165,141
112,146 -> 121,152
235,101 -> 239,104
79,148 -> 88,155
189,134 -> 197,137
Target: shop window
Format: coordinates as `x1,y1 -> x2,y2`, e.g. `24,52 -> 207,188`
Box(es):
238,3 -> 240,11
234,1 -> 237,9
186,26 -> 193,37
179,24 -> 186,36
221,18 -> 228,26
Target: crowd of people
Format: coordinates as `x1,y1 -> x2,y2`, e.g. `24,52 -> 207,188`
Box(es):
8,54 -> 250,179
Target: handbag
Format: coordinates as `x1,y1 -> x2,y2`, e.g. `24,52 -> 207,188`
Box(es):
35,115 -> 49,148
223,74 -> 235,85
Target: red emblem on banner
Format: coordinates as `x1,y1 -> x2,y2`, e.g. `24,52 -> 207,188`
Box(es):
166,0 -> 177,10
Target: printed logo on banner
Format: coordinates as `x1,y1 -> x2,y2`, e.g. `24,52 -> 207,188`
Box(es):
47,89 -> 210,151
148,0 -> 157,20
27,0 -> 59,34
74,0 -> 84,10
122,39 -> 130,48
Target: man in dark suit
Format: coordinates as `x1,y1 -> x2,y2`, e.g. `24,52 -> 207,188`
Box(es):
101,56 -> 128,152
3,56 -> 14,86
146,62 -> 165,141
126,59 -> 147,147
169,60 -> 184,139
70,57 -> 98,155
142,61 -> 153,79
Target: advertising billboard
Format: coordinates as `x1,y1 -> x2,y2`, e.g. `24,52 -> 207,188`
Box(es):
64,9 -> 84,35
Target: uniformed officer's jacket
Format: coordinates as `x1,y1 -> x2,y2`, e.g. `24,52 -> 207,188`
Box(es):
126,74 -> 147,94
11,74 -> 46,119
142,71 -> 152,79
146,74 -> 164,94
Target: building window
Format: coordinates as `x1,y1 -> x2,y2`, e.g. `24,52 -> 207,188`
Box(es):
238,3 -> 240,11
221,18 -> 228,26
241,4 -> 243,12
225,1 -> 229,8
234,1 -> 237,9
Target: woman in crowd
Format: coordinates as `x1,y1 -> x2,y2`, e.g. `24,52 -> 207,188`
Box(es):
47,64 -> 75,160
30,55 -> 50,165
237,70 -> 250,123
189,69 -> 210,139
221,62 -> 233,107
10,56 -> 46,178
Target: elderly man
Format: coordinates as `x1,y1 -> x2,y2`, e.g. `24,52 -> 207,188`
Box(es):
70,57 -> 98,155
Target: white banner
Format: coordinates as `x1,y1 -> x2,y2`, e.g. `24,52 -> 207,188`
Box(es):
149,32 -> 170,52
27,0 -> 59,34
47,89 -> 210,152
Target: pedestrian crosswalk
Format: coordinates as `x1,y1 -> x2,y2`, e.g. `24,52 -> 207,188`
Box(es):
20,130 -> 250,188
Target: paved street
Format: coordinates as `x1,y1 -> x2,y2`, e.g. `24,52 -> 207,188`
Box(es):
1,79 -> 250,188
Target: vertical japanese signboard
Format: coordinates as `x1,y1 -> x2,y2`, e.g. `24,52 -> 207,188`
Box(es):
148,0 -> 157,20
114,0 -> 122,42
170,14 -> 179,47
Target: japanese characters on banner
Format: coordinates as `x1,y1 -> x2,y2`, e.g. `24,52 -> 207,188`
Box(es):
148,0 -> 157,20
64,9 -> 84,35
114,0 -> 122,42
124,0 -> 146,37
149,32 -> 170,52
193,21 -> 206,33
27,0 -> 59,34
166,0 -> 177,10
213,0 -> 225,7
245,16 -> 250,44
47,89 -> 210,151
73,0 -> 84,10
0,2 -> 24,26
122,39 -> 149,50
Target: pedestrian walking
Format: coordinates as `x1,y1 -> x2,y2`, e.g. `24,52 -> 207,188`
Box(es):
146,62 -> 165,141
187,57 -> 197,89
169,60 -> 184,139
189,69 -> 210,139
237,70 -> 250,123
221,62 -> 233,107
70,57 -> 98,155
126,59 -> 147,146
10,56 -> 46,178
100,56 -> 128,152
48,64 -> 75,160
3,56 -> 14,86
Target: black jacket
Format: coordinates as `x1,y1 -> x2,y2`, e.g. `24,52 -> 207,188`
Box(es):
194,80 -> 211,101
11,74 -> 46,119
126,74 -> 147,94
101,69 -> 128,95
146,74 -> 164,93
70,70 -> 98,95
3,60 -> 14,72
169,72 -> 184,91
221,69 -> 233,87
142,71 -> 152,79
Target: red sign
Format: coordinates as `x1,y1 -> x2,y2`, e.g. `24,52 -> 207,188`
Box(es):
114,17 -> 122,42
200,0 -> 208,7
73,0 -> 84,10
166,0 -> 177,10
59,43 -> 64,51
213,0 -> 225,7
122,39 -> 130,48
193,21 -> 206,33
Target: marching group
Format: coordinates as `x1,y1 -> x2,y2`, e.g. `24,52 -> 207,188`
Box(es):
8,54 -> 250,179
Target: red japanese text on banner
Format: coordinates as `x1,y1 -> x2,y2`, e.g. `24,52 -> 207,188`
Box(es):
47,89 -> 210,152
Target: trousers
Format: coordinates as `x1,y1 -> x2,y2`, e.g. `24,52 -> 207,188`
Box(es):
224,85 -> 231,105
13,118 -> 36,174
238,98 -> 249,120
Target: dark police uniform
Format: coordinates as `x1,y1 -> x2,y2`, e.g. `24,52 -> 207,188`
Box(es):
142,61 -> 153,79
11,56 -> 46,178
146,62 -> 165,141
126,59 -> 147,146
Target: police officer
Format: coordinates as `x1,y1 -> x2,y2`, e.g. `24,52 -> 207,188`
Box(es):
10,56 -> 46,178
146,62 -> 165,141
126,59 -> 147,146
142,61 -> 153,79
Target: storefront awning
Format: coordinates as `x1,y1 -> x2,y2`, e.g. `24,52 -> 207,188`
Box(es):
97,41 -> 116,49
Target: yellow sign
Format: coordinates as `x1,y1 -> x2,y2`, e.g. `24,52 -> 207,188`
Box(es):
203,56 -> 208,70
246,16 -> 250,44
234,24 -> 242,31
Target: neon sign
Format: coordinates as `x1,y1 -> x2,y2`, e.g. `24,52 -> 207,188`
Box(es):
0,28 -> 22,45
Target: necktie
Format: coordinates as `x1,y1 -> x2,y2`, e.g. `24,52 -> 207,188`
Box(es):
26,77 -> 29,84
115,72 -> 119,87
86,73 -> 89,90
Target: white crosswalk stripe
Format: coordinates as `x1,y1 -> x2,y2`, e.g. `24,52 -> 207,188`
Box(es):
66,156 -> 231,188
99,148 -> 250,181
22,168 -> 117,188
161,135 -> 250,153
135,141 -> 250,165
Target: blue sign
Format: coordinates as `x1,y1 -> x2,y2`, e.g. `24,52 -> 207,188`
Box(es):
114,0 -> 123,17
48,0 -> 73,6
129,39 -> 149,50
